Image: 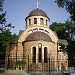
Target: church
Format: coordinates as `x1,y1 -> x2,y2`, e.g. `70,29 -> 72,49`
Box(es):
5,2 -> 68,71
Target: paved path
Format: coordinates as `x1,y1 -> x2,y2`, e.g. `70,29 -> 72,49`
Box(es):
70,73 -> 75,75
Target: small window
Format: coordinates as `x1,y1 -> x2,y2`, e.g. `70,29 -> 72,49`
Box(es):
26,21 -> 27,28
46,20 -> 48,26
40,18 -> 43,25
26,20 -> 27,25
29,19 -> 31,25
34,18 -> 37,24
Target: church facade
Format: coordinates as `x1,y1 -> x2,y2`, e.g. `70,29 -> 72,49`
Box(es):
6,8 -> 68,71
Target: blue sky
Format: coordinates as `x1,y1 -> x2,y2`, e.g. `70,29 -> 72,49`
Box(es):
4,0 -> 70,34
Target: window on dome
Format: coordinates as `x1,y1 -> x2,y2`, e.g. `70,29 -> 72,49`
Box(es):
34,18 -> 37,24
26,20 -> 27,28
29,19 -> 31,25
32,47 -> 36,63
44,47 -> 48,63
46,20 -> 48,26
40,18 -> 43,25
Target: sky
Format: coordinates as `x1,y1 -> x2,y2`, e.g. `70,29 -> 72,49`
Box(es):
3,0 -> 70,34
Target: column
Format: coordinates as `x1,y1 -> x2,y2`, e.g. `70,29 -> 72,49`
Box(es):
42,47 -> 44,62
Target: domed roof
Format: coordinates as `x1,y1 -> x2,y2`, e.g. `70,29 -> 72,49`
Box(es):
25,9 -> 50,20
25,31 -> 52,42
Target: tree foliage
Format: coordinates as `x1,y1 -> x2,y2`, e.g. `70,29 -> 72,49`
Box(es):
55,0 -> 75,22
54,0 -> 75,66
0,0 -> 18,59
0,0 -> 4,11
50,20 -> 75,40
50,21 -> 75,66
16,60 -> 26,70
0,12 -> 14,33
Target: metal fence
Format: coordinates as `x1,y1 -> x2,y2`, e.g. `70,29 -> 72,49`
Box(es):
0,55 -> 68,73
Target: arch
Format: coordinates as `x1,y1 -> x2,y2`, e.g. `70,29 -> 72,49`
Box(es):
32,47 -> 36,63
18,27 -> 58,43
44,47 -> 48,63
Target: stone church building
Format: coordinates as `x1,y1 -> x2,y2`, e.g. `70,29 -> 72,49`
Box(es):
6,7 -> 68,71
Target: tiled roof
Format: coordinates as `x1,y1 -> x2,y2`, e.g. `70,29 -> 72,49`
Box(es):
25,9 -> 50,20
25,31 -> 52,42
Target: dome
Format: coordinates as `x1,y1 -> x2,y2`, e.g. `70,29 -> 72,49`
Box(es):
25,9 -> 50,20
25,31 -> 52,42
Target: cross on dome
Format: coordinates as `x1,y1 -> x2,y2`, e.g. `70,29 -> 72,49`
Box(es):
35,1 -> 40,9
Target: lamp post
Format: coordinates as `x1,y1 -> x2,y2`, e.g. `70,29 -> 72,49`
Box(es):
73,52 -> 75,67
14,41 -> 18,69
48,54 -> 50,74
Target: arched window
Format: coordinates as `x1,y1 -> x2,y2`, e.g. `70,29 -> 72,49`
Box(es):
34,18 -> 37,24
44,47 -> 48,63
32,47 -> 36,63
29,19 -> 31,25
38,43 -> 42,62
46,20 -> 48,26
26,20 -> 27,28
40,18 -> 43,25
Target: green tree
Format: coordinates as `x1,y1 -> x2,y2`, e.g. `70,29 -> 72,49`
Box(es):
50,21 -> 75,40
0,0 -> 4,11
0,31 -> 18,59
16,60 -> 26,70
55,0 -> 75,23
50,21 -> 75,66
0,0 -> 18,59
